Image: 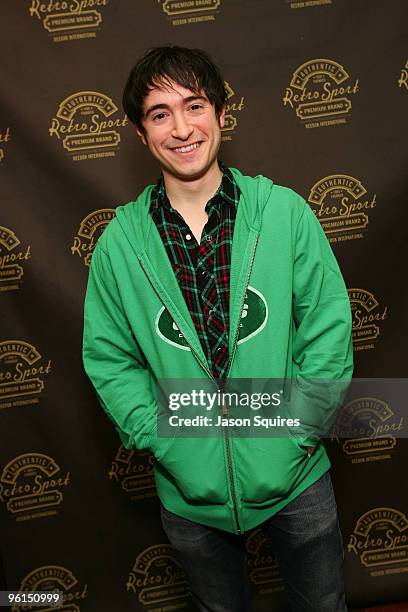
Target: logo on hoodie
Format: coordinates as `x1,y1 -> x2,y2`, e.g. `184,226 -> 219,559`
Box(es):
347,508 -> 408,577
0,226 -> 31,292
0,341 -> 52,410
348,289 -> 388,352
155,286 -> 268,350
49,91 -> 128,161
71,208 -> 115,267
283,59 -> 359,128
0,126 -> 11,163
28,0 -> 109,43
158,0 -> 221,27
11,565 -> 87,611
127,544 -> 189,607
308,175 -> 377,244
0,453 -> 70,522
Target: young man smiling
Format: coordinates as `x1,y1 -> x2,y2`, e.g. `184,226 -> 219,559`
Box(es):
131,54 -> 228,245
83,46 -> 353,611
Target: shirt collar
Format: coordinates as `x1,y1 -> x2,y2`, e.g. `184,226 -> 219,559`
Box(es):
150,161 -> 240,214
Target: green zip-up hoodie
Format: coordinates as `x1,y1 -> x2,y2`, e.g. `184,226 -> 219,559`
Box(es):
83,167 -> 353,534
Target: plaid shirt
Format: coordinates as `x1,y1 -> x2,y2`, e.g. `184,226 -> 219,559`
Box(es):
150,163 -> 240,380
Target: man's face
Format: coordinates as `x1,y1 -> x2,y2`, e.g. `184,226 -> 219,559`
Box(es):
137,79 -> 225,183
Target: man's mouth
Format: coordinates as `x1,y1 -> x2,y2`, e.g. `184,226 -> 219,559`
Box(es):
170,142 -> 202,154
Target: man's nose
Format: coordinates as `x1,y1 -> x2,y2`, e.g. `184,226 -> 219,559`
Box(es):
171,112 -> 193,140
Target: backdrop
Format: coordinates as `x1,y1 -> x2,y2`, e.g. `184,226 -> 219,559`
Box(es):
1,1 -> 407,610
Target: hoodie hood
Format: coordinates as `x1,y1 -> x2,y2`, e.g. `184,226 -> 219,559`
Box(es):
113,167 -> 274,252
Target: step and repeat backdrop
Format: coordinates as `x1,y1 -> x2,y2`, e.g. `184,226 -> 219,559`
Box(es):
1,1 -> 407,610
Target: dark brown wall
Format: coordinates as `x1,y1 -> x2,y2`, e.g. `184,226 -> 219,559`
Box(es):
1,1 -> 407,609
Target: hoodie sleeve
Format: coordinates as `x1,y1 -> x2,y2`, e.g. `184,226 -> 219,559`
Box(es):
287,196 -> 354,446
82,241 -> 158,452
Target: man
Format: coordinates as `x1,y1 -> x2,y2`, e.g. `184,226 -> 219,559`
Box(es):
83,46 -> 353,611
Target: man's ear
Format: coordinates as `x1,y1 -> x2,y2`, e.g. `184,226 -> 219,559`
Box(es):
136,126 -> 147,146
218,103 -> 227,129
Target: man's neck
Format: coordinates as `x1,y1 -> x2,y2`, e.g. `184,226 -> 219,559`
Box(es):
163,161 -> 223,214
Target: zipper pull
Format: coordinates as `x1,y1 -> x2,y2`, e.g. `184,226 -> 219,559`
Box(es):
219,380 -> 228,416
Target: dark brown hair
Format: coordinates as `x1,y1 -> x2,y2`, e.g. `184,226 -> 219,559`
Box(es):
122,46 -> 227,132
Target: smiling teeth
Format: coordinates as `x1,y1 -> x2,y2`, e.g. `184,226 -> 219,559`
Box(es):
173,142 -> 200,153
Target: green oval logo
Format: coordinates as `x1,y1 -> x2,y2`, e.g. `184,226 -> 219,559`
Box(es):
155,307 -> 191,350
237,286 -> 268,344
155,286 -> 267,349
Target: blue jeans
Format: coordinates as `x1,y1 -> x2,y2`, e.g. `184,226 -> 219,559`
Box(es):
160,471 -> 348,612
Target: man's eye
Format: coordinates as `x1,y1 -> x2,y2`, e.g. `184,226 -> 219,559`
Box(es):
153,112 -> 167,121
190,104 -> 204,111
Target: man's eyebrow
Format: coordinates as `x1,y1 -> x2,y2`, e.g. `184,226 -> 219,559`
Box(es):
144,95 -> 208,118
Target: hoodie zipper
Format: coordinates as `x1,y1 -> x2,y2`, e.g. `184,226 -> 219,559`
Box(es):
175,343 -> 244,533
140,233 -> 259,535
178,232 -> 259,535
220,232 -> 259,534
225,233 -> 260,385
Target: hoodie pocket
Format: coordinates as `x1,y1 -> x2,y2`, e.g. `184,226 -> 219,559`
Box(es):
233,435 -> 309,504
155,436 -> 229,504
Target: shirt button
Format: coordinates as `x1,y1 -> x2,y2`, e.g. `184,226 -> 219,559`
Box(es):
185,234 -> 192,240
205,235 -> 212,243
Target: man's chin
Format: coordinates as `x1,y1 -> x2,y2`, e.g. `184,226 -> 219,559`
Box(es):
164,163 -> 212,183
